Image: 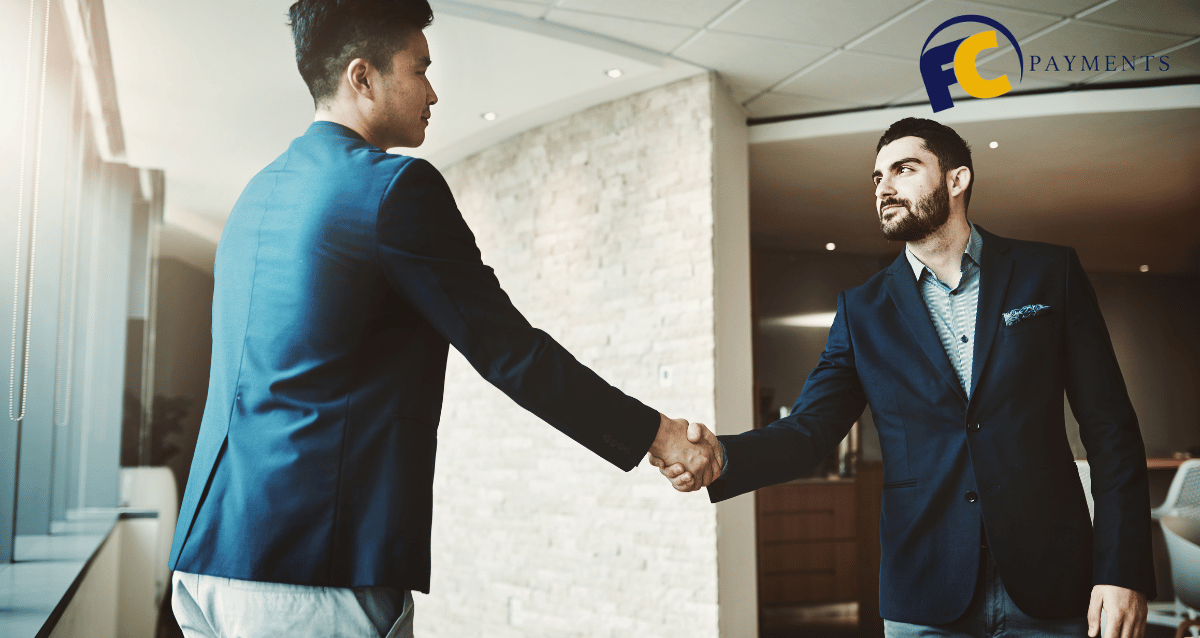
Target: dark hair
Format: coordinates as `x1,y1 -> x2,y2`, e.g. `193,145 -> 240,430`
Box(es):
877,117 -> 974,209
288,0 -> 433,107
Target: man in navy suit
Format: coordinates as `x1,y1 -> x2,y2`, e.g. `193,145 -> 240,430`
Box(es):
656,118 -> 1154,638
167,1 -> 720,636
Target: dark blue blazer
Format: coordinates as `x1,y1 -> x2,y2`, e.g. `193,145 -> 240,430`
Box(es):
167,122 -> 659,592
710,228 -> 1155,623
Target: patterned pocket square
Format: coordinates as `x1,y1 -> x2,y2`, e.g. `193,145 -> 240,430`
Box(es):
1003,304 -> 1051,327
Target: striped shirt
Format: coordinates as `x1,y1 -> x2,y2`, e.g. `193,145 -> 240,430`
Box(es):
904,225 -> 983,397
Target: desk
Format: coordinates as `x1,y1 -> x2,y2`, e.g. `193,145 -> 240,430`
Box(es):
1147,457 -> 1191,470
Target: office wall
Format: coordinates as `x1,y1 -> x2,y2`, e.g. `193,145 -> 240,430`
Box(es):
752,248 -> 889,463
150,257 -> 214,497
1065,272 -> 1200,459
420,74 -> 724,637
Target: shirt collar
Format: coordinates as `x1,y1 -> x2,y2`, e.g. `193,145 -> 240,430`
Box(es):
904,223 -> 983,280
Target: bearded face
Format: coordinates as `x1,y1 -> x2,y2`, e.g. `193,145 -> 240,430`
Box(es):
878,178 -> 951,242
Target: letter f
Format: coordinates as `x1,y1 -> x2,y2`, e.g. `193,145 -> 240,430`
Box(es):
920,38 -> 966,113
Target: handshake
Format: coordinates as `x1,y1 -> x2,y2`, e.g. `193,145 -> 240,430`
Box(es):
646,413 -> 723,492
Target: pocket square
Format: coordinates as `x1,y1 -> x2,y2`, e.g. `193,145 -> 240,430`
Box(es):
1003,304 -> 1051,327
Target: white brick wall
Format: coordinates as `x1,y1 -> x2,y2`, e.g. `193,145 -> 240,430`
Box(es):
414,74 -> 724,637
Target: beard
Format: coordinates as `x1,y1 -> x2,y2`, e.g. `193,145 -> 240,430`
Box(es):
878,180 -> 951,242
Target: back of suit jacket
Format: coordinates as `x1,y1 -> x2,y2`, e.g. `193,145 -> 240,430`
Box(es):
168,122 -> 659,592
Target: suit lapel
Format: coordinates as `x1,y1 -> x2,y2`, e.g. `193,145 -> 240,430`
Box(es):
968,227 -> 1014,400
883,253 -> 968,403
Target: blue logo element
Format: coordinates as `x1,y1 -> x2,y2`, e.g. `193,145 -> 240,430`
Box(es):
920,15 -> 1023,112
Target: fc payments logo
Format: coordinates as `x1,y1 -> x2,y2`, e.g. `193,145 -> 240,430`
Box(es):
920,15 -> 1023,112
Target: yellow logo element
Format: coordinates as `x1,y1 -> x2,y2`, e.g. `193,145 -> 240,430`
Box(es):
953,30 -> 1012,99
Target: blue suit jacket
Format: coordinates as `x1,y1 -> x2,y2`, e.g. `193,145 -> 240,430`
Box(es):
710,228 -> 1155,622
167,122 -> 660,591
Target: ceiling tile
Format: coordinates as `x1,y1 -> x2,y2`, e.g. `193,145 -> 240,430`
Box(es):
546,9 -> 696,53
711,0 -> 922,48
674,30 -> 831,91
451,0 -> 552,19
853,0 -> 1061,60
744,92 -> 868,119
969,0 -> 1099,17
1161,40 -> 1200,73
774,51 -> 921,105
1080,0 -> 1200,36
555,0 -> 737,29
980,21 -> 1192,84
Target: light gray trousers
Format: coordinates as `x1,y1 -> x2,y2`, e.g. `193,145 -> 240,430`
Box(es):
171,571 -> 414,638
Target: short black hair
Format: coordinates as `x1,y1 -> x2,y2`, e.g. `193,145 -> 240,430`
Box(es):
288,0 -> 434,107
877,117 -> 974,209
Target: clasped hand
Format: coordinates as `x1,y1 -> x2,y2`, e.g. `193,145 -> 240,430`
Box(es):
646,414 -> 722,492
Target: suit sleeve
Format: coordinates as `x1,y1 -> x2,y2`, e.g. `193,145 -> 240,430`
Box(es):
375,158 -> 660,471
708,291 -> 866,502
1063,248 -> 1156,597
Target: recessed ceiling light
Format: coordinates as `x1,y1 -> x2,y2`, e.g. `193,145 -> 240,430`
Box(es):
605,68 -> 623,78
1139,264 -> 1149,272
481,112 -> 497,121
826,243 -> 836,251
989,141 -> 999,149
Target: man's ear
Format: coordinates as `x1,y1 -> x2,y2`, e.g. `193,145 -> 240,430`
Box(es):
345,58 -> 374,100
947,166 -> 972,198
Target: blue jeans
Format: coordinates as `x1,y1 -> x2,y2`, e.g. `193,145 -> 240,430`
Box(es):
171,571 -> 413,638
884,550 -> 1088,638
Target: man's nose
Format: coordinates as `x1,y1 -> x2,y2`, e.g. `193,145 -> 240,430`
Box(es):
875,177 -> 895,200
427,82 -> 438,106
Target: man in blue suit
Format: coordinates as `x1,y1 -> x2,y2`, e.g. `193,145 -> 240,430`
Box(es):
656,118 -> 1154,638
167,1 -> 720,636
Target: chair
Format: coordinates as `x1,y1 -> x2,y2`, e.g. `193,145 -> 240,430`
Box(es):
1152,459 -> 1200,520
1149,461 -> 1200,631
1160,516 -> 1200,638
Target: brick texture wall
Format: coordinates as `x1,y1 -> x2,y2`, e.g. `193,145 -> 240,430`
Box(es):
413,74 -> 724,637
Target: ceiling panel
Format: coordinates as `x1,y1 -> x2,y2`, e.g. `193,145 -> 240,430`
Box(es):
774,51 -> 921,105
1080,0 -> 1200,35
451,0 -> 551,19
555,0 -> 736,29
1163,41 -> 1200,73
711,0 -> 922,48
744,92 -> 868,119
980,21 -> 1192,84
674,30 -> 831,91
970,0 -> 1101,17
546,9 -> 696,53
853,0 -> 1061,60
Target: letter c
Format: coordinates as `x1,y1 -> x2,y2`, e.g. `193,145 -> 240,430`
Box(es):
954,30 -> 1012,99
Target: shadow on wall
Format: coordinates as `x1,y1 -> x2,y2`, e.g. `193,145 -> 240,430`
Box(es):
121,392 -> 191,471
141,257 -> 214,501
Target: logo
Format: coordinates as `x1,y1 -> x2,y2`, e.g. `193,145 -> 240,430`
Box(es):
920,15 -> 1023,113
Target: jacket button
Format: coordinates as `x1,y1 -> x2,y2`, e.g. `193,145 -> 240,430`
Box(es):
965,491 -> 978,503
968,423 -> 981,432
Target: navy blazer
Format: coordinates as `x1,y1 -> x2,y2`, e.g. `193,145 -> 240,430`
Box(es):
710,228 -> 1155,623
168,122 -> 660,592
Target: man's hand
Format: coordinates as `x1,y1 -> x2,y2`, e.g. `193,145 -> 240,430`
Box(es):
646,415 -> 721,492
1087,584 -> 1146,638
647,420 -> 722,492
